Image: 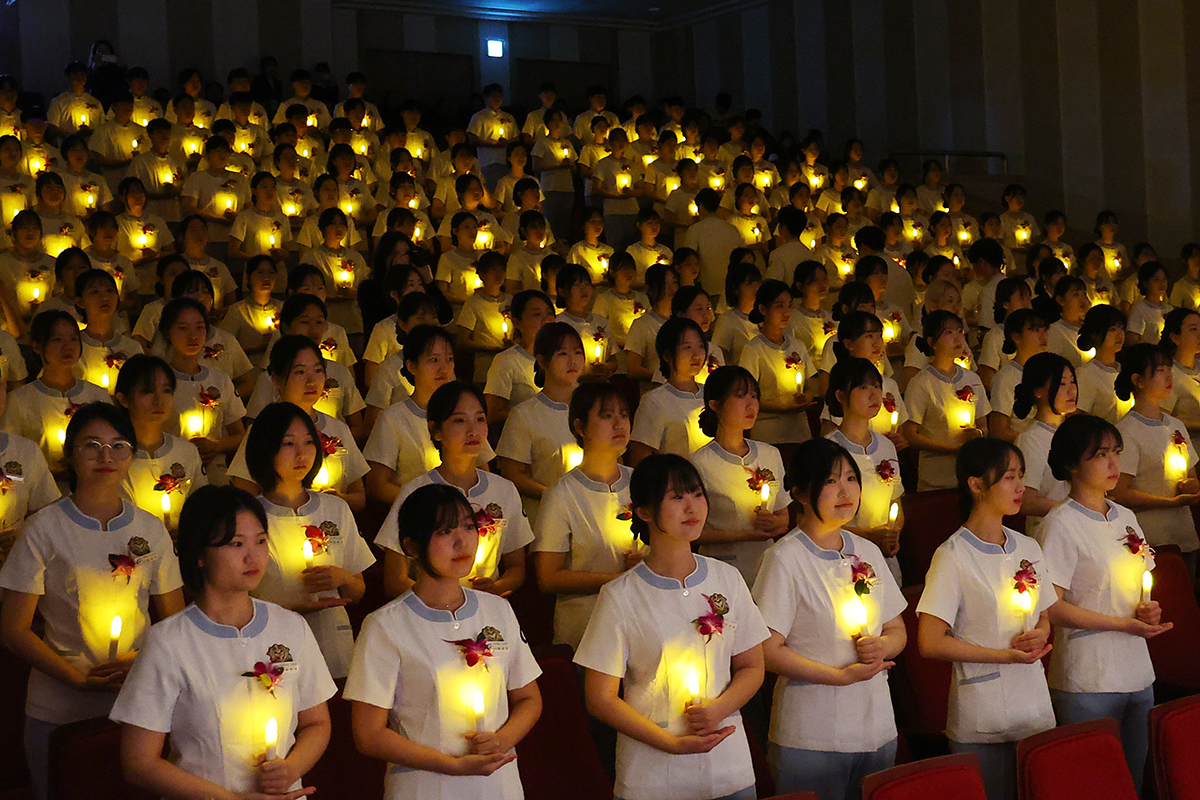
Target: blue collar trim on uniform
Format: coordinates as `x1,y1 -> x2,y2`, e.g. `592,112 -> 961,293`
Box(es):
259,493 -> 322,517
957,526 -> 1015,555
134,434 -> 175,460
1033,420 -> 1057,434
401,589 -> 479,622
633,556 -> 709,589
32,379 -> 90,399
1065,497 -> 1116,522
925,365 -> 961,384
706,439 -> 759,466
536,393 -> 569,411
796,529 -> 855,561
831,430 -> 879,458
184,599 -> 269,639
403,398 -> 427,419
664,383 -> 703,400
571,467 -> 630,493
59,496 -> 134,531
430,468 -> 489,499
1127,410 -> 1167,428
172,365 -> 210,383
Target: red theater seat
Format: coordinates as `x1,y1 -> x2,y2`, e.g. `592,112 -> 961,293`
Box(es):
48,718 -> 157,800
889,584 -> 951,759
896,490 -> 960,587
1144,552 -> 1200,695
1016,718 -> 1136,800
517,652 -> 612,800
1150,694 -> 1200,800
861,753 -> 987,799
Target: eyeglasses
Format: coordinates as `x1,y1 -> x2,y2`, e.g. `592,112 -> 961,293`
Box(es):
75,440 -> 134,460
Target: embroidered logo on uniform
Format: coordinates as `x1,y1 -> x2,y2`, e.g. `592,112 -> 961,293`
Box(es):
1013,559 -> 1039,595
744,467 -> 775,494
303,521 -> 339,554
0,461 -> 23,494
128,536 -> 150,558
481,626 -> 504,642
475,503 -> 503,538
693,593 -> 727,641
198,386 -> 221,408
1122,528 -> 1153,558
851,555 -> 877,596
241,644 -> 291,695
955,386 -> 975,403
154,463 -> 189,494
444,632 -> 494,670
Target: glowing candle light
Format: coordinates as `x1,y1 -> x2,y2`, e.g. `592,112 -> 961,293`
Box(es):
642,154 -> 656,168
472,688 -> 486,732
338,267 -> 353,285
135,232 -> 148,247
264,717 -> 278,761
759,483 -> 770,505
593,343 -> 603,361
565,445 -> 583,471
889,502 -> 899,523
56,428 -> 66,445
224,197 -> 233,211
794,370 -> 804,391
843,595 -> 868,637
358,143 -> 368,155
313,465 -> 330,489
955,357 -> 971,369
685,668 -> 701,703
808,175 -> 821,190
890,199 -> 900,213
140,118 -> 149,126
30,286 -> 40,301
407,197 -> 419,210
86,193 -> 96,208
108,615 -> 122,660
306,113 -> 318,128
79,111 -> 88,127
300,146 -> 310,158
501,319 -> 509,336
755,173 -> 771,189
1142,569 -> 1153,603
1012,587 -> 1033,629
131,139 -> 139,149
29,158 -> 43,174
100,373 -> 110,389
883,322 -> 896,342
303,539 -> 315,570
413,146 -> 423,158
665,176 -> 681,195
1167,448 -> 1189,480
471,274 -> 483,291
854,176 -> 868,191
616,172 -> 631,190
1016,227 -> 1030,244
957,407 -> 974,427
268,233 -> 277,247
958,228 -> 971,243
688,202 -> 699,217
496,125 -> 506,139
186,412 -> 203,436
709,174 -> 725,191
890,410 -> 899,428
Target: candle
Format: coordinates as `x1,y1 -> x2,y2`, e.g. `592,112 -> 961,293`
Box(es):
131,139 -> 139,149
496,125 -> 506,139
794,370 -> 804,391
882,322 -> 896,342
957,407 -> 974,427
412,145 -> 423,158
593,343 -> 603,361
306,113 -> 318,128
889,410 -> 899,428
224,197 -> 233,211
79,111 -> 88,127
688,202 -> 699,217
472,688 -> 486,732
843,595 -> 869,637
28,157 -> 43,174
303,538 -> 315,569
664,176 -> 681,195
85,192 -> 96,209
760,483 -> 770,505
889,502 -> 899,523
616,172 -> 631,190
108,615 -> 122,660
407,197 -> 419,210
709,174 -> 725,191
313,465 -> 330,490
501,319 -> 509,336
685,668 -> 702,704
135,232 -> 148,247
337,267 -> 353,286
755,173 -> 771,189
808,175 -> 821,191
268,232 -> 277,247
56,428 -> 66,446
1142,569 -> 1153,603
100,373 -> 110,389
1016,227 -> 1030,244
854,176 -> 868,191
642,154 -> 655,167
1012,588 -> 1033,628
890,199 -> 900,213
264,717 -> 278,761
564,444 -> 584,471
475,229 -> 493,250
471,274 -> 484,290
186,412 -> 204,437
1168,448 -> 1189,480
160,493 -> 172,515
958,228 -> 971,243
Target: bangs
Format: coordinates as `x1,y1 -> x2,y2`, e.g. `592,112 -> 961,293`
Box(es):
727,371 -> 760,400
433,493 -> 476,535
594,391 -> 630,419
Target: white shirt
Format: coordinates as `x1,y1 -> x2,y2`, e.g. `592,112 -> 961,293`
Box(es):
255,492 -> 376,678
629,383 -> 712,457
1116,410 -> 1200,551
625,311 -> 668,368
0,378 -> 111,467
593,157 -> 640,216
978,325 -> 1010,372
363,352 -> 414,410
738,332 -> 815,444
820,374 -> 910,437
1015,421 -> 1069,539
0,431 -> 58,532
575,557 -> 769,800
505,246 -> 549,291
495,393 -> 574,499
566,241 -> 615,285
826,430 -> 905,533
123,434 -> 206,529
557,311 -> 616,371
466,108 -> 517,168
0,497 -> 181,723
1167,360 -> 1200,432
626,241 -> 672,283
530,137 -> 577,193
376,469 -> 534,585
990,359 -> 1034,437
169,365 -> 246,441
1127,300 -> 1170,344
111,600 -> 336,794
363,398 -> 495,488
230,208 -> 291,256
711,309 -> 758,363
752,529 -> 905,751
364,314 -> 402,365
916,527 -> 1056,743
75,330 -> 142,392
245,361 -> 365,423
1048,320 -> 1092,368
1077,359 -> 1130,424
692,439 -> 789,584
483,345 -> 538,407
904,365 -> 991,490
766,239 -> 815,286
345,589 -> 540,800
532,466 -> 637,648
683,216 -> 744,293
1040,499 -> 1156,694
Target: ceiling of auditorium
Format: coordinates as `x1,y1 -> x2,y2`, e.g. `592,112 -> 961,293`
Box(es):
364,0 -> 741,24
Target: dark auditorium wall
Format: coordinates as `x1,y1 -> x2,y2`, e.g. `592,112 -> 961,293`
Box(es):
8,0 -> 1199,251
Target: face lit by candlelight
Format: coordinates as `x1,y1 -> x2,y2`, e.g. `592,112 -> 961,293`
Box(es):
168,307 -> 208,358
200,510 -> 270,593
1073,431 -> 1122,491
812,457 -> 861,527
840,379 -> 883,422
274,417 -> 318,486
540,337 -> 586,386
283,303 -> 329,345
432,393 -> 488,459
408,336 -> 457,393
117,368 -> 175,429
275,347 -> 326,410
635,477 -> 708,544
413,504 -> 479,580
576,393 -> 631,454
71,419 -> 134,486
35,318 -> 82,370
971,450 -> 1025,517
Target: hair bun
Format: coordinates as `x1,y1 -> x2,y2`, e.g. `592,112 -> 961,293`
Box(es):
915,336 -> 934,357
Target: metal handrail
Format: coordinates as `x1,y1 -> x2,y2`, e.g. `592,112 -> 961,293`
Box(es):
890,150 -> 1009,175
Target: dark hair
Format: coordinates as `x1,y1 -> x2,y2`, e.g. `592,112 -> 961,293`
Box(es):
62,402 -> 138,490
956,437 -> 1025,519
267,334 -> 324,380
532,321 -> 583,388
176,485 -> 268,593
853,225 -> 886,253
670,285 -> 708,318
832,311 -> 883,362
1012,352 -> 1074,420
655,317 -> 706,379
29,309 -> 81,377
396,483 -> 477,578
1075,243 -> 1102,274
510,289 -> 553,327
643,262 -> 676,306
1000,308 -> 1046,355
279,293 -> 327,331
1093,210 -> 1118,236
400,324 -> 455,386
1077,304 -> 1127,353
749,279 -> 792,325
831,281 -> 874,321
426,381 -> 487,454
724,261 -> 762,308
1115,342 -> 1172,402
1048,414 -> 1124,482
825,357 -> 883,417
171,269 -> 214,301
245,402 -> 323,492
698,366 -> 759,437
784,438 -> 861,521
115,354 -> 176,401
74,269 -> 119,316
154,255 -> 189,297
555,262 -> 591,310
853,254 -> 887,283
628,454 -> 707,544
1053,275 -> 1086,305
967,238 -> 1005,271
916,309 -> 963,357
567,381 -> 630,446
993,277 -> 1032,325
1136,260 -> 1168,297
157,296 -> 208,339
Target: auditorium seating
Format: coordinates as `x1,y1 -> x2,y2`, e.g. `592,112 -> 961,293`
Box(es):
861,753 -> 987,799
1015,719 -> 1136,800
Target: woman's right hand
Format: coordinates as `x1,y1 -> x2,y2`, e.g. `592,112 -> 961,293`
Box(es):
238,788 -> 315,800
76,663 -> 127,692
667,726 -> 737,755
451,752 -> 518,776
838,659 -> 893,685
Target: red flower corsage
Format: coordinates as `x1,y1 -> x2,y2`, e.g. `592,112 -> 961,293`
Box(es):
108,553 -> 136,583
303,524 -> 330,555
198,386 -> 221,408
103,351 -> 127,369
890,312 -> 903,323
955,386 -> 975,403
851,555 -> 877,596
875,460 -> 897,482
1013,559 -> 1039,595
202,343 -> 225,359
616,502 -> 633,521
882,394 -> 897,413
153,472 -> 187,495
318,431 -> 341,456
63,400 -> 84,418
1122,528 -> 1153,558
745,466 -> 776,493
444,633 -> 494,670
0,461 -> 21,494
592,329 -> 607,343
475,503 -> 503,538
240,647 -> 289,696
707,355 -> 719,374
693,593 -> 728,641
1173,430 -> 1187,447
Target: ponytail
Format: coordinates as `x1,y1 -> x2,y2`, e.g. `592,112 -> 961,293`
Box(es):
698,366 -> 759,437
1011,352 -> 1073,420
1077,304 -> 1126,354
1115,342 -> 1170,402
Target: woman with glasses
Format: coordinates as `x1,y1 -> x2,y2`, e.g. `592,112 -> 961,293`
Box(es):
0,402 -> 185,800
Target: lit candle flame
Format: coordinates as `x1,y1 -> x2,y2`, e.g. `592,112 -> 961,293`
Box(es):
889,410 -> 899,427
135,233 -> 148,247
284,203 -> 297,216
593,343 -> 603,361
760,483 -> 770,504
685,669 -> 700,701
1142,569 -> 1153,602
264,716 -> 278,760
889,502 -> 899,523
160,493 -> 172,513
56,428 -> 66,445
224,197 -> 233,210
313,465 -> 330,489
100,373 -> 110,389
565,445 -> 583,470
1013,588 -> 1033,613
186,413 -> 203,436
957,408 -> 974,427
843,595 -> 868,636
108,614 -> 122,660
854,177 -> 867,191
958,229 -> 970,242
1168,449 -> 1188,477
303,539 -> 315,569
31,286 -> 40,301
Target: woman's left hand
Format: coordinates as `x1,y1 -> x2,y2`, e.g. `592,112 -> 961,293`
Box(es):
683,700 -> 725,736
257,757 -> 302,795
301,565 -> 350,595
